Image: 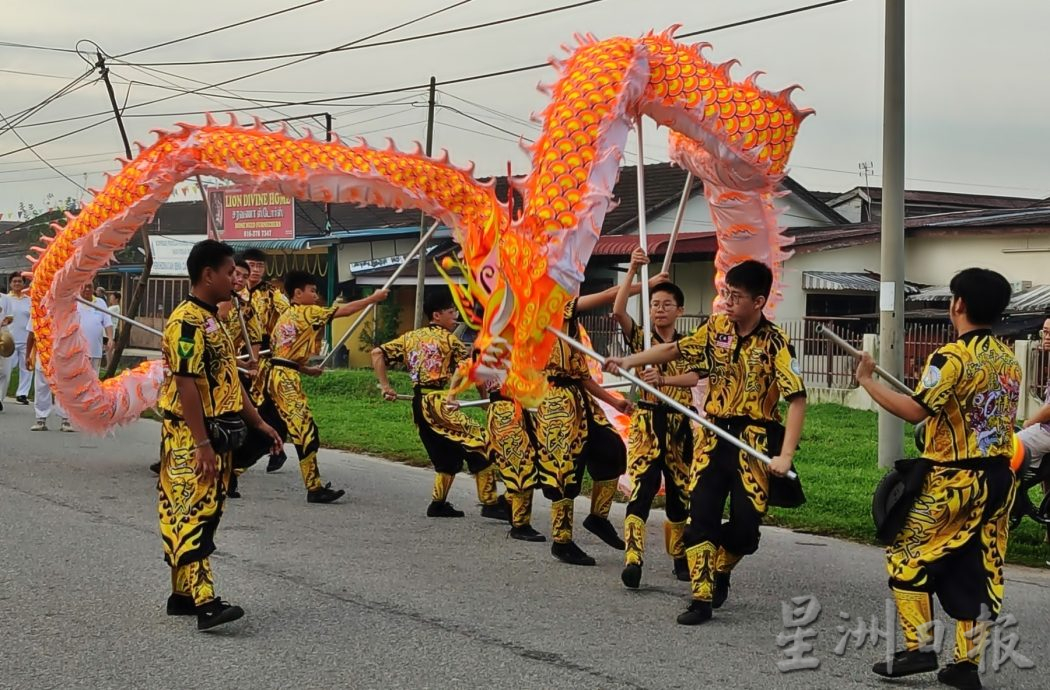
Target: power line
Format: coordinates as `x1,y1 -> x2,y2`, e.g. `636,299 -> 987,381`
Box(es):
12,1 -> 474,131
677,0 -> 852,38
130,0 -> 608,67
0,40 -> 78,54
0,109 -> 88,191
115,0 -> 332,58
1,1 -> 852,159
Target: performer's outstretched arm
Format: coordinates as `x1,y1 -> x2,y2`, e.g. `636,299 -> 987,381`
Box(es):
333,289 -> 388,319
856,352 -> 928,424
371,347 -> 397,400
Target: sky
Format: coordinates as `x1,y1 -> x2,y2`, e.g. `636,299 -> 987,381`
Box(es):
1,0 -> 1048,220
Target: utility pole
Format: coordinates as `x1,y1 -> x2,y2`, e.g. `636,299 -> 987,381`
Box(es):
98,51 -> 153,379
878,0 -> 906,468
413,76 -> 437,328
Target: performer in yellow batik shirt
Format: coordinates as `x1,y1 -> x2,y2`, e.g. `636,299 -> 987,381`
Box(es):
268,270 -> 388,504
158,240 -> 281,631
221,257 -> 285,497
219,257 -> 263,359
607,260 -> 806,625
242,249 -> 291,472
857,268 -> 1020,688
372,289 -> 508,521
533,299 -> 636,567
486,378 -> 545,541
611,249 -> 699,587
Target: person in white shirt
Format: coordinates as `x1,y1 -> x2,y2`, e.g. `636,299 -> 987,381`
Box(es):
24,281 -> 113,431
0,272 -> 34,409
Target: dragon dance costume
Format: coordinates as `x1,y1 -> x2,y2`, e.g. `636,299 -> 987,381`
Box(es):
881,330 -> 1019,676
157,296 -> 241,612
620,318 -> 694,585
267,304 -> 343,500
677,314 -> 806,612
248,281 -> 290,405
487,382 -> 544,539
379,324 -> 504,517
532,299 -> 627,565
224,286 -> 286,482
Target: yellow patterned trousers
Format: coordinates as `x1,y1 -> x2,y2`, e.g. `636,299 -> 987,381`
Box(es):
887,462 -> 1016,621
532,379 -> 626,501
487,398 -> 538,493
158,419 -> 232,568
268,365 -> 323,492
488,397 -> 539,527
626,405 -> 692,523
412,390 -> 491,475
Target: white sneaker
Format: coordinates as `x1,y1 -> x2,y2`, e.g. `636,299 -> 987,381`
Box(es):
59,420 -> 75,432
30,420 -> 47,431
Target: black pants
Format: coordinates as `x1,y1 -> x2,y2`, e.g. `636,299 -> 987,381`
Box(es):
684,430 -> 771,557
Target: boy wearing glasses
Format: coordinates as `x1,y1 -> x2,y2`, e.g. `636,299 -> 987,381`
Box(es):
611,248 -> 699,588
373,288 -> 509,520
605,260 -> 805,625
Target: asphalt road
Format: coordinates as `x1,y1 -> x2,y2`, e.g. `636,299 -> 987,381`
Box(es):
0,400 -> 1047,689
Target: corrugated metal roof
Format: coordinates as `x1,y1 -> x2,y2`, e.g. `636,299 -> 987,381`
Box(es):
803,271 -> 920,294
912,283 -> 1050,312
1010,284 -> 1050,312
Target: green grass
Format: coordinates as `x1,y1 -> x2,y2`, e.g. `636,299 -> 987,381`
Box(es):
304,371 -> 1049,567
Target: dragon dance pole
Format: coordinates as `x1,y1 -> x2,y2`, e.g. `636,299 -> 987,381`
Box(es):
547,325 -> 797,480
634,121 -> 653,352
817,324 -> 911,395
318,219 -> 442,368
661,172 -> 694,275
76,296 -> 163,338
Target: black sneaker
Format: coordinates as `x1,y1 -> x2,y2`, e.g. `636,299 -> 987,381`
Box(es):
676,600 -> 713,626
673,557 -> 690,582
196,598 -> 244,631
872,650 -> 939,678
508,524 -> 546,542
712,573 -> 731,609
166,593 -> 197,616
227,475 -> 241,499
621,563 -> 642,589
480,495 -> 511,521
0,399 -> 4,412
551,540 -> 596,566
266,451 -> 287,473
16,395 -> 29,405
937,661 -> 981,690
427,501 -> 465,518
149,461 -> 161,475
582,514 -> 625,550
307,483 -> 345,504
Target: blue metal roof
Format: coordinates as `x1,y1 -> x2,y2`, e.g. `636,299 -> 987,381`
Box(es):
225,226 -> 451,250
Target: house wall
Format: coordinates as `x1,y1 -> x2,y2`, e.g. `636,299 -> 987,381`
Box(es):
907,232 -> 1050,285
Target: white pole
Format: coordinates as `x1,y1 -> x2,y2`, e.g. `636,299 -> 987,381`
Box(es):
76,296 -> 163,337
547,325 -> 797,480
635,121 -> 652,352
817,324 -> 911,395
319,219 -> 442,367
661,172 -> 694,275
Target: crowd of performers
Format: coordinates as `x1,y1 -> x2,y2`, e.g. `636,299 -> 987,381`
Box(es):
115,237 -> 1026,687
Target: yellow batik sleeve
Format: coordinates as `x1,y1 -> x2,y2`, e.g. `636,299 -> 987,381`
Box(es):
773,334 -> 806,401
676,322 -> 710,375
912,345 -> 963,415
380,332 -> 408,365
166,317 -> 206,378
